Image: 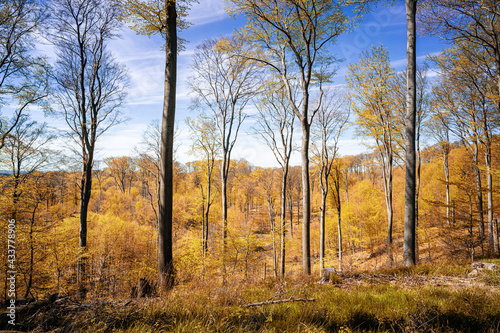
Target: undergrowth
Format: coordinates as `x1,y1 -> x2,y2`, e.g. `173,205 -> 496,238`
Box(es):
12,261 -> 500,332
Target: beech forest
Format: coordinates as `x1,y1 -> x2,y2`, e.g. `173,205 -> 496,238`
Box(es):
2,0 -> 500,332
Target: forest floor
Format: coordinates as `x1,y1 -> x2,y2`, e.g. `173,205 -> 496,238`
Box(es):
3,259 -> 500,332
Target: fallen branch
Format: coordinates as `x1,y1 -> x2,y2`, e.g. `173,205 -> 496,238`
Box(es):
245,297 -> 315,307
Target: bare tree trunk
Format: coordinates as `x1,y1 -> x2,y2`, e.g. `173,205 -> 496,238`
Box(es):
288,190 -> 293,239
444,146 -> 451,225
78,154 -> 93,285
221,155 -> 228,281
319,190 -> 327,275
473,140 -> 485,243
382,152 -> 394,259
158,0 -> 176,292
301,122 -> 311,275
486,155 -> 495,254
493,219 -> 499,254
403,0 -> 417,267
280,166 -> 289,277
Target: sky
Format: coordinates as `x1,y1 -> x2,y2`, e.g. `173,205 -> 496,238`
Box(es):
25,0 -> 446,168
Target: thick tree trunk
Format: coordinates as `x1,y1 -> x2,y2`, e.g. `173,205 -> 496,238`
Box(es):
78,155 -> 93,285
403,0 -> 417,267
158,0 -> 176,292
301,121 -> 311,275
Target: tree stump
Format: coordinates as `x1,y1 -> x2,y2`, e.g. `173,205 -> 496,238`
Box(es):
469,262 -> 498,276
472,262 -> 497,271
318,267 -> 340,284
137,278 -> 152,297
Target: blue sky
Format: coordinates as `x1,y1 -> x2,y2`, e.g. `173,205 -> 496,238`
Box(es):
26,0 -> 446,168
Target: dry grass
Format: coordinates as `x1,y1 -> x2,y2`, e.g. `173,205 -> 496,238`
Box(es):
11,260 -> 500,333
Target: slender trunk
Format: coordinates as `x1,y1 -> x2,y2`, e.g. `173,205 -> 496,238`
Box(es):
473,140 -> 484,240
415,132 -> 421,263
403,0 -> 417,267
280,165 -> 289,277
267,197 -> 277,277
204,204 -> 209,255
288,190 -> 293,239
494,219 -> 499,254
334,170 -> 342,272
444,146 -> 450,225
200,184 -> 206,256
382,153 -> 394,246
221,155 -> 228,280
381,150 -> 394,265
158,0 -> 177,291
486,149 -> 495,254
319,190 -> 327,275
301,121 -> 311,275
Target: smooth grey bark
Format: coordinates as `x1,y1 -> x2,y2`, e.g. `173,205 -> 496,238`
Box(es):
443,142 -> 451,224
158,0 -> 176,291
301,122 -> 311,274
403,0 -> 417,266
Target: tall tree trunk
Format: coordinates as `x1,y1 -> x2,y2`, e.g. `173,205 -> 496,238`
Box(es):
382,152 -> 394,248
403,0 -> 417,267
267,197 -> 277,278
444,145 -> 451,225
335,173 -> 342,272
158,0 -> 176,292
280,165 -> 289,277
221,155 -> 228,280
319,188 -> 327,275
301,121 -> 311,275
288,190 -> 293,239
78,154 -> 93,285
473,140 -> 484,241
485,148 -> 495,254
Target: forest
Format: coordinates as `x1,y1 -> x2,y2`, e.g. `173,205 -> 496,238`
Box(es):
2,0 -> 500,332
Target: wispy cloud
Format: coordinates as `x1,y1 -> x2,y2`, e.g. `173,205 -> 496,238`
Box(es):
188,1 -> 229,27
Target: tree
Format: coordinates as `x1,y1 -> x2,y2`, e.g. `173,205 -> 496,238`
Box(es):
189,36 -> 259,280
105,156 -> 136,194
255,167 -> 279,277
0,114 -> 54,300
347,45 -> 400,262
187,115 -> 220,256
420,0 -> 500,106
403,0 -> 418,266
431,42 -> 499,254
253,80 -> 295,277
135,119 -> 162,223
427,108 -> 453,225
311,89 -> 349,275
49,0 -> 127,285
123,0 -> 195,291
0,0 -> 50,150
227,0 -> 349,274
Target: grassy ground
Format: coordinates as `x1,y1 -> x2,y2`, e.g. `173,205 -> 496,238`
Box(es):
9,260 -> 500,332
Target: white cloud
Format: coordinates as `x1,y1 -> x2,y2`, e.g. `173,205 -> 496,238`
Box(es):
188,0 -> 228,27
